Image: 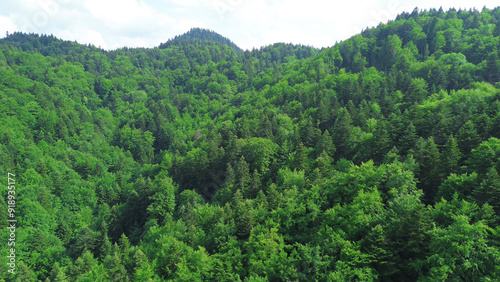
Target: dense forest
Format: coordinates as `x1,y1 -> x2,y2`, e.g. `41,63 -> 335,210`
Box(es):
2,6 -> 500,281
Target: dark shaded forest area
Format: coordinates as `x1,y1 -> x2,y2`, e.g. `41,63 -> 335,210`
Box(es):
1,7 -> 500,281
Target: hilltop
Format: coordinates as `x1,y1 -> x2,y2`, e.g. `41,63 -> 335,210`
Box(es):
158,27 -> 243,54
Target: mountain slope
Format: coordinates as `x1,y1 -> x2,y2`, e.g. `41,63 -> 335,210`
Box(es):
1,7 -> 500,281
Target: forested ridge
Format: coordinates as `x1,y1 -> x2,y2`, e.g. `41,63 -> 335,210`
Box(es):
2,6 -> 500,281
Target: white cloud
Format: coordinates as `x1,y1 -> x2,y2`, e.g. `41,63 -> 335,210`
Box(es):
84,0 -> 167,31
0,16 -> 19,36
169,0 -> 201,6
61,28 -> 108,48
1,0 -> 499,50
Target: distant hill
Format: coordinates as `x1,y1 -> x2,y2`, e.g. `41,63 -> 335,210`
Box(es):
158,27 -> 243,54
0,32 -> 102,56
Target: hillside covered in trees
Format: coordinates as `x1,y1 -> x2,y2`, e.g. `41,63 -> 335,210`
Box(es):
2,7 -> 500,281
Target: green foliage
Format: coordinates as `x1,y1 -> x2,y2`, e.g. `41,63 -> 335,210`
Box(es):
420,215 -> 500,280
437,52 -> 468,65
147,176 -> 177,222
244,221 -> 298,281
436,172 -> 479,201
3,7 -> 500,280
468,137 -> 500,175
473,167 -> 500,213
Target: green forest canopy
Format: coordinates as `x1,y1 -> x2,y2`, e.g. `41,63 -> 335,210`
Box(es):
1,6 -> 500,281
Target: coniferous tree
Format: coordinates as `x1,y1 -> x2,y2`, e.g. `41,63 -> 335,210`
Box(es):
315,129 -> 336,158
447,64 -> 460,91
101,233 -> 113,261
224,163 -> 235,188
133,249 -> 155,281
372,120 -> 392,163
494,23 -> 500,37
293,142 -> 309,172
473,167 -> 500,212
399,123 -> 418,155
74,226 -> 100,256
457,120 -> 481,157
414,137 -> 443,202
259,115 -> 273,139
383,146 -> 401,164
49,262 -> 69,282
246,169 -> 261,199
233,190 -> 253,239
15,261 -> 38,282
404,78 -> 428,105
235,155 -> 251,192
104,252 -> 129,281
486,51 -> 500,83
31,228 -> 47,253
361,224 -> 396,278
332,108 -> 353,158
490,112 -> 500,138
300,119 -> 321,148
317,99 -> 331,130
442,135 -> 461,176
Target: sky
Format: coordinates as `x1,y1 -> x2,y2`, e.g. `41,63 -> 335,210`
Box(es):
0,0 -> 499,51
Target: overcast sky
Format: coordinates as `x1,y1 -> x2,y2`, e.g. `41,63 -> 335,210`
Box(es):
0,0 -> 499,50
